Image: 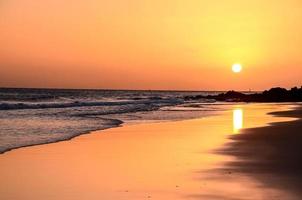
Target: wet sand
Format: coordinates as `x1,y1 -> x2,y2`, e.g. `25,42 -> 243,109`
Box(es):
222,104 -> 302,199
0,104 -> 299,200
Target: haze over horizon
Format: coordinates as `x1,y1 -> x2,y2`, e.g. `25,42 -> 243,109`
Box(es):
1,0 -> 302,90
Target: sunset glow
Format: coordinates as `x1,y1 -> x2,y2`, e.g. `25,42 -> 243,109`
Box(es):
1,0 -> 302,90
0,1 -> 302,198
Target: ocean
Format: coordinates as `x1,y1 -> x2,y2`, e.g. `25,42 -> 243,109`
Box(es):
0,88 -> 228,153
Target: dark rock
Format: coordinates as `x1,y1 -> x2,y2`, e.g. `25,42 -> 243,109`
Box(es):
184,86 -> 302,102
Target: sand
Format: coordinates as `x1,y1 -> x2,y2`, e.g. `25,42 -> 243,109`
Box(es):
222,104 -> 302,199
0,103 -> 300,200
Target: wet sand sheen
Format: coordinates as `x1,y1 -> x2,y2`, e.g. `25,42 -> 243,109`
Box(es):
0,104 -> 297,200
222,105 -> 302,200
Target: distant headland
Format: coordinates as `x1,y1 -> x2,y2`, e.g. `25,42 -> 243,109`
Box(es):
185,87 -> 302,102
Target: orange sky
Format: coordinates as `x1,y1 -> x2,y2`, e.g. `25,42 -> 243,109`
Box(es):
0,0 -> 301,90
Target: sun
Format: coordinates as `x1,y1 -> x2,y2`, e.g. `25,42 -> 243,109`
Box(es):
232,63 -> 242,73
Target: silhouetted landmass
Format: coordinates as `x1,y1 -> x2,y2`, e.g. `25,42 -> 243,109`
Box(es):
184,87 -> 302,102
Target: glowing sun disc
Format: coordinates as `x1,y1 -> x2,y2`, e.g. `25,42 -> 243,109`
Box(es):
232,64 -> 242,73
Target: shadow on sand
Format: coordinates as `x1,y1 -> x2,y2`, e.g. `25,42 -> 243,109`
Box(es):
217,106 -> 302,198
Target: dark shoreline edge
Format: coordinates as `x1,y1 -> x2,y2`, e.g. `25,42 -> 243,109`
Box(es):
220,105 -> 302,198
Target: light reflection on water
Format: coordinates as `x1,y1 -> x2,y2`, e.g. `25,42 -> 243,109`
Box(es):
233,108 -> 243,133
0,104 -> 297,200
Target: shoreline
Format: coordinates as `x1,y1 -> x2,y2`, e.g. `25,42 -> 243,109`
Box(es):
0,124 -> 122,155
0,103 -> 299,200
0,102 -> 294,155
0,117 -> 124,155
0,103 -> 224,154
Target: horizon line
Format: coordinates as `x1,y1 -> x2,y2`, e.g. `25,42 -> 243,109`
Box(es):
0,86 -> 264,93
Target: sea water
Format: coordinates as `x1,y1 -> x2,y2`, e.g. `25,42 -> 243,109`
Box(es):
0,88 -> 227,153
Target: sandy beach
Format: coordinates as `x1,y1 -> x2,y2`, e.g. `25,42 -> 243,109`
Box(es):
2,1 -> 302,199
222,104 -> 302,199
0,103 -> 300,200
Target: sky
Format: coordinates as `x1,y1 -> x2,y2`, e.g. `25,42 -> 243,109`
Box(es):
0,0 -> 301,90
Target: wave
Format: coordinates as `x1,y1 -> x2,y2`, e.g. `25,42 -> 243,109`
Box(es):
0,98 -> 183,111
0,89 -> 222,154
0,117 -> 123,154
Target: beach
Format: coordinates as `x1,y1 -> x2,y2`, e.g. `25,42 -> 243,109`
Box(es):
2,0 -> 302,199
0,103 -> 300,200
222,104 -> 302,199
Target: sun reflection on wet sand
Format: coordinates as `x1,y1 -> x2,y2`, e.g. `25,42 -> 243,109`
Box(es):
233,108 -> 243,133
0,104 -> 297,200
